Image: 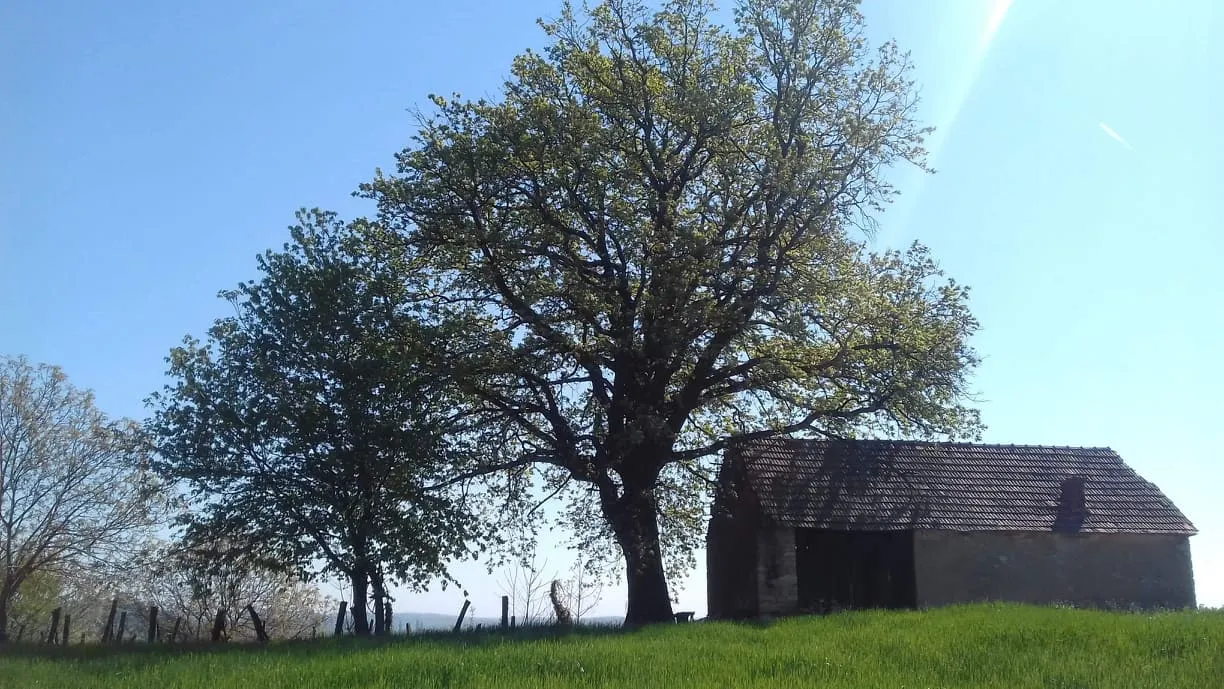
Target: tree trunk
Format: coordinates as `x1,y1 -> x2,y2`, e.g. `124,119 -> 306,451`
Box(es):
350,572 -> 370,635
0,591 -> 9,643
606,483 -> 675,626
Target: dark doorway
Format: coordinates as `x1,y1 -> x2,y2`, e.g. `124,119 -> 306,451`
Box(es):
796,529 -> 916,613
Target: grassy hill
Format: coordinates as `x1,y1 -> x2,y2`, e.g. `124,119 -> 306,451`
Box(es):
1,604 -> 1220,688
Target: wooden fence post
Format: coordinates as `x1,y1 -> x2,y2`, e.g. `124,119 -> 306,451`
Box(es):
169,617 -> 181,643
46,607 -> 62,644
452,600 -> 471,633
210,609 -> 226,642
16,624 -> 25,642
102,598 -> 119,642
510,615 -> 516,630
147,606 -> 159,643
372,589 -> 383,635
404,622 -> 411,636
501,596 -> 509,629
116,611 -> 128,644
384,602 -> 393,635
333,601 -> 347,637
61,614 -> 71,646
246,605 -> 269,643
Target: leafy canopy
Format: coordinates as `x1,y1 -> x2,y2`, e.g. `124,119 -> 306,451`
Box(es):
148,211 -> 495,597
362,0 -> 980,622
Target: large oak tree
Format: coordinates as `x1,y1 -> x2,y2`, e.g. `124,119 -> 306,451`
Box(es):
362,0 -> 981,624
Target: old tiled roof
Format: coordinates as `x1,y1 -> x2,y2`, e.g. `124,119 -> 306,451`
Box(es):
727,439 -> 1195,534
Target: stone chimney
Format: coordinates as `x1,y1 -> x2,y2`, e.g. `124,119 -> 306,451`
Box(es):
1053,475 -> 1087,532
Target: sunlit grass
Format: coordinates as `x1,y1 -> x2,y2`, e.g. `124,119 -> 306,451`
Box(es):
2,604 -> 1220,688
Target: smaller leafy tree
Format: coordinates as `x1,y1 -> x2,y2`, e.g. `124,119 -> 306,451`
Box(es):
148,210 -> 495,635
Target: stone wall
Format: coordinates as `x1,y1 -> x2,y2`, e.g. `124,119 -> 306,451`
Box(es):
708,521 -> 803,618
705,512 -> 762,619
913,531 -> 1195,610
756,526 -> 799,616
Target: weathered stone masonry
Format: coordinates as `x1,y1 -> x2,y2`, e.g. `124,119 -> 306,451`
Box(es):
708,439 -> 1197,619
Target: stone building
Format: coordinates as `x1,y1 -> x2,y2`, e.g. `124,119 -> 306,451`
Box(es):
706,439 -> 1196,618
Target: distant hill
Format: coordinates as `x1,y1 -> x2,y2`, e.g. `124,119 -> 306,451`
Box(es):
391,612 -> 623,632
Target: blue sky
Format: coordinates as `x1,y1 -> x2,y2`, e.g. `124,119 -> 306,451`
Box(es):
2,0 -> 1220,617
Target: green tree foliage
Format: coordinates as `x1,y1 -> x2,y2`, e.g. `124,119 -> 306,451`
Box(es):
147,211 -> 495,635
361,0 -> 981,625
0,356 -> 159,642
5,570 -> 61,642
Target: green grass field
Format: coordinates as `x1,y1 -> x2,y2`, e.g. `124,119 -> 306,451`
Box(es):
2,605 -> 1221,689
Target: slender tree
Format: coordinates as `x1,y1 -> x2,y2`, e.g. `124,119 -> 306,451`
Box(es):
362,0 -> 980,624
4,570 -> 60,643
0,356 -> 159,642
498,556 -> 554,626
147,211 -> 495,635
557,555 -> 604,624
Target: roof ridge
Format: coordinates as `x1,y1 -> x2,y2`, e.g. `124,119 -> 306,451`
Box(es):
750,438 -> 1116,452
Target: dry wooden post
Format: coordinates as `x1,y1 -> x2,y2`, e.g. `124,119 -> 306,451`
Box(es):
384,602 -> 392,634
246,604 -> 269,643
210,609 -> 226,642
46,607 -> 62,644
510,615 -> 516,630
116,611 -> 128,644
102,598 -> 119,642
452,600 -> 471,633
15,624 -> 25,642
169,617 -> 182,644
333,601 -> 347,637
404,622 -> 411,636
501,596 -> 509,629
147,605 -> 159,643
372,589 -> 384,635
61,614 -> 71,646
